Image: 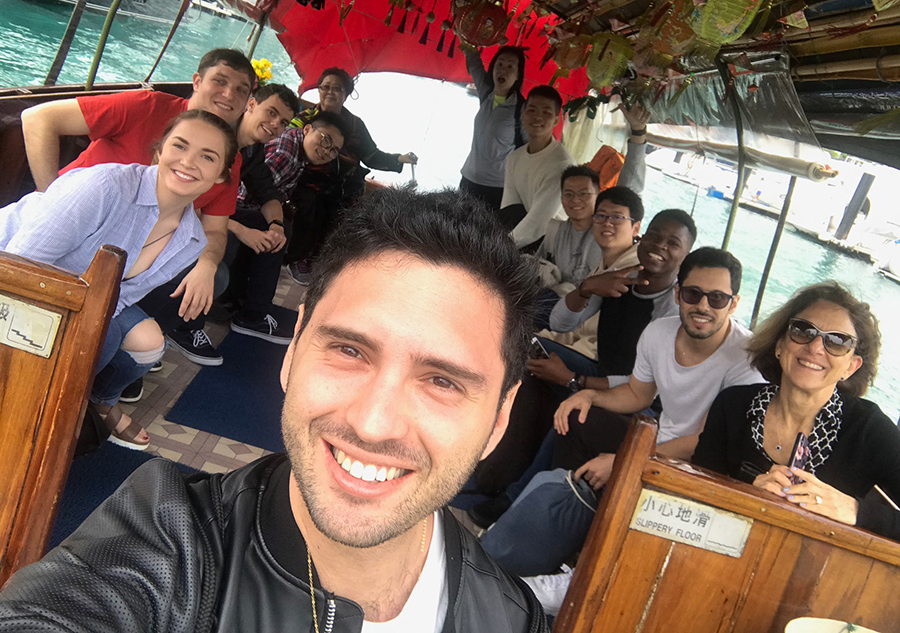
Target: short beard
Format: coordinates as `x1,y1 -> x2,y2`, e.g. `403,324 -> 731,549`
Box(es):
282,409 -> 491,549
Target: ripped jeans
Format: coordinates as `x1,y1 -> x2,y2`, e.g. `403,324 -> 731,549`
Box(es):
90,304 -> 165,407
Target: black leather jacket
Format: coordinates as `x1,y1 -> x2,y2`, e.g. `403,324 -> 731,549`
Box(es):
0,455 -> 549,633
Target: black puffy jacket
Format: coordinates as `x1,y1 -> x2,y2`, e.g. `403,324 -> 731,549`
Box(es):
0,455 -> 549,633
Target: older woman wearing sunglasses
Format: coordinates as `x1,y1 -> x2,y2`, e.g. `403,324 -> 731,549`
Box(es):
693,281 -> 900,540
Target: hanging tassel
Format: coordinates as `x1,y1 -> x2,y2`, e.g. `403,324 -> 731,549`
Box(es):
412,8 -> 421,34
419,21 -> 431,44
384,5 -> 395,25
448,35 -> 456,57
397,8 -> 408,33
668,75 -> 692,107
437,19 -> 451,51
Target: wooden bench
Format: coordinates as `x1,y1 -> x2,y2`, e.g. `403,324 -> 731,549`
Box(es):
0,247 -> 125,585
554,417 -> 900,633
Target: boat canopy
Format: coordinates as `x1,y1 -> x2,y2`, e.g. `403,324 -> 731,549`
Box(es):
220,0 -> 900,170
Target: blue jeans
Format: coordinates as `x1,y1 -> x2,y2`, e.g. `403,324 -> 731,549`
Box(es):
481,468 -> 597,577
91,305 -> 158,407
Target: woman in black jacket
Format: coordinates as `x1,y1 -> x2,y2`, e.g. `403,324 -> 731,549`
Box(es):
693,281 -> 900,540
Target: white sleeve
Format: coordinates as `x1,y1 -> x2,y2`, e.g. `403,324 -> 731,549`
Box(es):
606,374 -> 631,388
723,356 -> 765,389
500,153 -> 522,209
630,326 -> 657,384
549,294 -> 601,332
510,163 -> 566,247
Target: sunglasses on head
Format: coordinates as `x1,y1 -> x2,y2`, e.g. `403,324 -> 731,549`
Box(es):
787,318 -> 857,356
679,286 -> 734,310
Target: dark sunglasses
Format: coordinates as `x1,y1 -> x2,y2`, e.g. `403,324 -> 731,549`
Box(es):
787,318 -> 857,356
679,286 -> 734,310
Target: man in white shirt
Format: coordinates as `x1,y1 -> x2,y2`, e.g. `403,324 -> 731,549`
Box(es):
499,85 -> 576,250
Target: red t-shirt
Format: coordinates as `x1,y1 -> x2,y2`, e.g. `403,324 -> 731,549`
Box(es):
63,90 -> 240,216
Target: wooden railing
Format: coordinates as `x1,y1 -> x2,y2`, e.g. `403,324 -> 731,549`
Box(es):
0,247 -> 125,585
554,417 -> 900,633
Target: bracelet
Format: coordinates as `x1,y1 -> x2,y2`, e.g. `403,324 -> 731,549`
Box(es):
631,127 -> 647,137
268,219 -> 284,229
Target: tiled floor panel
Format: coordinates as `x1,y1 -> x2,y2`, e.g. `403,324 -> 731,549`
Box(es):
133,268 -> 306,473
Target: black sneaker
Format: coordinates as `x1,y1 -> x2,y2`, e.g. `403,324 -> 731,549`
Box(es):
166,329 -> 223,366
288,260 -> 312,285
149,360 -> 163,373
119,377 -> 144,403
231,313 -> 293,345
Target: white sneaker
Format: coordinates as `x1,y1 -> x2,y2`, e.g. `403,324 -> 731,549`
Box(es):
523,565 -> 574,617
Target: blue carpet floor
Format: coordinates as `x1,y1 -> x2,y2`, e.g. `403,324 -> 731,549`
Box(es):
50,446 -> 195,548
165,307 -> 296,453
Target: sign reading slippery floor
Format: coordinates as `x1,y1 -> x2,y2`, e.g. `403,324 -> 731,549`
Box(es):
629,488 -> 753,558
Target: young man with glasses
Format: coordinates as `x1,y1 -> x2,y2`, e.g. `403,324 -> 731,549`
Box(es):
217,100 -> 348,345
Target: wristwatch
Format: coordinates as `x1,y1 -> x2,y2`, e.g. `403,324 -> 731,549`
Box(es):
567,374 -> 585,392
268,219 -> 284,229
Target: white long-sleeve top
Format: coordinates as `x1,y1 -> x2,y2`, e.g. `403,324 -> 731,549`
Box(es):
501,139 -> 575,248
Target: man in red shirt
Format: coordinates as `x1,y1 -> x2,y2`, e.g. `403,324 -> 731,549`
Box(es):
21,49 -> 255,363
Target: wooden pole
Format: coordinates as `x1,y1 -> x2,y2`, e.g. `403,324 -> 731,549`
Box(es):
750,175 -> 796,330
791,24 -> 900,57
792,55 -> 900,78
85,0 -> 123,91
144,0 -> 193,83
45,0 -> 87,86
246,10 -> 272,60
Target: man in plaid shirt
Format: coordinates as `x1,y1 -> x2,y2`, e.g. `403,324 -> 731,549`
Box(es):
225,110 -> 349,343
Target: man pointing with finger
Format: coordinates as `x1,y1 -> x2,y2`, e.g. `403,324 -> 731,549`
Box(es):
469,207 -> 697,498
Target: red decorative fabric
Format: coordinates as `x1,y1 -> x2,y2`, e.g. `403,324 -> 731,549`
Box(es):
270,0 -> 590,100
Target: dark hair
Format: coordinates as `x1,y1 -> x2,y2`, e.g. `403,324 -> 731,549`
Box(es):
299,186 -> 541,397
677,247 -> 743,295
317,67 -> 355,96
254,83 -> 300,116
596,186 -> 644,222
525,85 -> 563,114
747,281 -> 880,397
647,208 -> 697,244
154,110 -> 238,183
307,110 -> 350,140
487,46 -> 527,97
560,165 -> 600,191
197,48 -> 255,87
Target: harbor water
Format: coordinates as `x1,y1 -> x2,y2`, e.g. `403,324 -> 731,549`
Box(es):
2,0 -> 899,420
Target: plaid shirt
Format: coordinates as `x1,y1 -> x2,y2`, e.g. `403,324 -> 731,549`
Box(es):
237,127 -> 307,207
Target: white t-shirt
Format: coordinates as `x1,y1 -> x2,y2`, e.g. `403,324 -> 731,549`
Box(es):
361,513 -> 447,633
630,316 -> 764,443
501,139 -> 576,248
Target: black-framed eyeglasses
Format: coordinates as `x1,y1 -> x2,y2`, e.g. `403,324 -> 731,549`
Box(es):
592,212 -> 635,225
787,318 -> 857,356
562,190 -> 597,202
680,286 -> 734,310
313,127 -> 340,158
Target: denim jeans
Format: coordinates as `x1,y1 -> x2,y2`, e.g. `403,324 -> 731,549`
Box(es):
90,304 -> 157,407
480,468 -> 597,577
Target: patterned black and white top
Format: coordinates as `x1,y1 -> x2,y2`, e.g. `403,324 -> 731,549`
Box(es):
693,383 -> 900,540
748,384 -> 843,473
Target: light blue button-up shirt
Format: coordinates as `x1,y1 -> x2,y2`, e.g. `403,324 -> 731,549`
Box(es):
0,163 -> 206,316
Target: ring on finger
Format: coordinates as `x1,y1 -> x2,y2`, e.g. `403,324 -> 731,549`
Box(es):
815,495 -> 823,505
